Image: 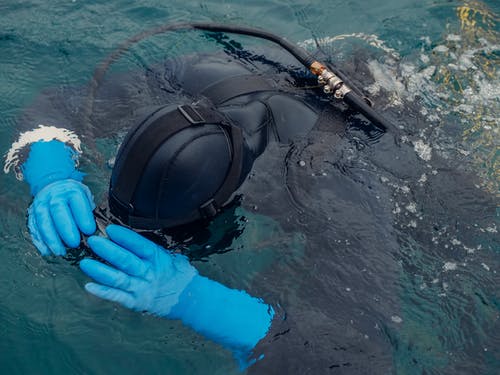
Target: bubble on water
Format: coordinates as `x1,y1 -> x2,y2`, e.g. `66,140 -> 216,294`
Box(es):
443,262 -> 458,271
391,315 -> 403,324
413,140 -> 432,161
455,103 -> 474,114
433,45 -> 449,53
446,34 -> 462,42
458,51 -> 477,71
401,185 -> 411,194
485,225 -> 497,233
107,157 -> 115,168
405,202 -> 417,214
464,245 -> 475,254
421,36 -> 431,46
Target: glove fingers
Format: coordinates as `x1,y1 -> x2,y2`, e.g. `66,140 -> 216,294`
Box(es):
69,191 -> 96,235
87,236 -> 147,277
84,282 -> 136,310
34,204 -> 66,256
27,206 -> 51,256
50,199 -> 80,248
80,182 -> 96,210
105,225 -> 159,260
80,258 -> 137,292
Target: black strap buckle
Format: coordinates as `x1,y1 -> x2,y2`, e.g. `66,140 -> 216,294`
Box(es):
178,105 -> 205,125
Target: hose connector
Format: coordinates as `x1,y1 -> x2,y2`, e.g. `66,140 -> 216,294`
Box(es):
310,61 -> 352,99
317,68 -> 352,99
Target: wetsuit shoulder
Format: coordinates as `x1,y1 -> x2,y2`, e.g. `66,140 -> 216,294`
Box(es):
172,50 -> 324,145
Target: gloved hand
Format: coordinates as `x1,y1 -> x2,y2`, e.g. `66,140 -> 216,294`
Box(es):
80,224 -> 198,317
81,225 -> 274,357
22,140 -> 96,256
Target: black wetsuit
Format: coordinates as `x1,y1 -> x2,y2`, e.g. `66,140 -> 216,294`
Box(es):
14,45 -> 397,374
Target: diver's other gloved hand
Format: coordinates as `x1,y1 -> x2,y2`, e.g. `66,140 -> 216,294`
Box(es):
22,140 -> 96,256
80,225 -> 274,362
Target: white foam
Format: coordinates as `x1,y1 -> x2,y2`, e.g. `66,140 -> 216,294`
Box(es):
4,125 -> 81,179
365,60 -> 405,105
299,33 -> 400,58
446,34 -> 462,42
443,262 -> 458,271
433,45 -> 449,53
485,225 -> 498,233
391,315 -> 403,323
413,140 -> 432,161
464,245 -> 475,254
420,36 -> 431,46
405,202 -> 417,214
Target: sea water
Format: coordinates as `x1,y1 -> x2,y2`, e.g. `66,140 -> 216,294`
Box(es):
0,1 -> 498,374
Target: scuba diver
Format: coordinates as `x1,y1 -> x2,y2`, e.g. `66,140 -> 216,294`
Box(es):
4,24 -> 400,372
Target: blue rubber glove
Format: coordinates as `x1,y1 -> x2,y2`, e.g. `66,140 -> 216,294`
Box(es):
22,140 -> 96,256
80,225 -> 274,362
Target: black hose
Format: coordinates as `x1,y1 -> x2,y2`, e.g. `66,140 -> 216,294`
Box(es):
85,22 -> 396,135
343,92 -> 399,133
190,23 -> 316,67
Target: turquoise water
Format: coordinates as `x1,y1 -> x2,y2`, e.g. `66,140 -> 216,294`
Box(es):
1,1 -> 499,374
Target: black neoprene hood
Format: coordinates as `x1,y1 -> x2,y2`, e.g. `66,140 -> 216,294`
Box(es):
109,104 -> 244,230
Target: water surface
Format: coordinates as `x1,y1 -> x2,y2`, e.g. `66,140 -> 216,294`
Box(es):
0,1 -> 498,374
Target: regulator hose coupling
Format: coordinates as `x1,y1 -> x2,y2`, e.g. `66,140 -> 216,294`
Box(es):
311,61 -> 352,99
309,60 -> 399,133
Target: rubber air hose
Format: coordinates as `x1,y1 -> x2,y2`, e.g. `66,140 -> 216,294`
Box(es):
344,92 -> 393,132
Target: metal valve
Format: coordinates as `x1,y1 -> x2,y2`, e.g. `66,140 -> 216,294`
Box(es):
317,68 -> 352,99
